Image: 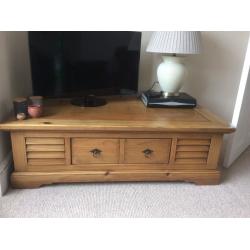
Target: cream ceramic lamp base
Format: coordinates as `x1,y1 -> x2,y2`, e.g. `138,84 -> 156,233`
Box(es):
157,56 -> 186,97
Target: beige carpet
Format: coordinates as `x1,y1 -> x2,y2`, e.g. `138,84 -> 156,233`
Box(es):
1,147 -> 250,218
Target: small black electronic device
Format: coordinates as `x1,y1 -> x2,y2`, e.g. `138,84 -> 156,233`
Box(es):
141,91 -> 197,108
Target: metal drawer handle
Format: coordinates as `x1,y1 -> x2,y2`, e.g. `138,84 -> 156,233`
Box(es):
142,148 -> 154,158
90,148 -> 102,158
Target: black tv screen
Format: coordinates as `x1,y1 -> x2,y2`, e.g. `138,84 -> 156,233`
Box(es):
28,31 -> 141,97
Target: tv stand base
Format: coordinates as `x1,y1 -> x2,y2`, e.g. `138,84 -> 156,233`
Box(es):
11,170 -> 221,188
0,97 -> 234,188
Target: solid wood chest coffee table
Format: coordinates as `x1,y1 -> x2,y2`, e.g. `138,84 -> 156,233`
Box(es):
0,97 -> 234,188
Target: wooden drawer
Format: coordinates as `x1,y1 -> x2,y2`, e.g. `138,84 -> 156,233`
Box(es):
72,138 -> 120,164
124,139 -> 171,164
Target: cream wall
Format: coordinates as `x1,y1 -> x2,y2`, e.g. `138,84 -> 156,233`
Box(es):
138,31 -> 154,92
224,70 -> 250,166
140,31 -> 250,166
140,31 -> 249,121
184,32 -> 250,166
184,31 -> 249,122
0,32 -> 32,174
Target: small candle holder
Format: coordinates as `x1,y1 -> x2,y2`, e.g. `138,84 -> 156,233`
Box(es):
28,105 -> 43,118
13,97 -> 28,120
29,96 -> 43,106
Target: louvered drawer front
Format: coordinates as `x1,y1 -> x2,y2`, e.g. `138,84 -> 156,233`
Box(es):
175,138 -> 211,164
26,137 -> 66,165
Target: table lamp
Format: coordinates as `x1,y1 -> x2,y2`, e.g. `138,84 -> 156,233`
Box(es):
146,31 -> 202,97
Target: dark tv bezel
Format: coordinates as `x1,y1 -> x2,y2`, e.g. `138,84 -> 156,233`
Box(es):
29,31 -> 142,98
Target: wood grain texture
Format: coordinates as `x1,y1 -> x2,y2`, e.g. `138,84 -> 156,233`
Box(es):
0,97 -> 235,187
11,132 -> 27,171
175,158 -> 207,164
206,134 -> 223,169
177,139 -> 211,145
64,137 -> 72,165
28,159 -> 65,166
27,152 -> 65,159
175,151 -> 208,159
0,97 -> 235,133
20,131 -> 221,139
119,139 -> 125,163
11,170 -> 221,188
26,138 -> 64,144
124,139 -> 171,164
176,145 -> 210,152
26,144 -> 65,152
72,138 -> 120,164
20,162 -> 220,172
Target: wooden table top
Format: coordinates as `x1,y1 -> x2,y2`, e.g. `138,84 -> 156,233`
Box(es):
0,97 -> 235,133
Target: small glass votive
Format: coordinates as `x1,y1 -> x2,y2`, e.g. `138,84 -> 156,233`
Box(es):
29,96 -> 43,106
13,97 -> 28,120
28,105 -> 43,118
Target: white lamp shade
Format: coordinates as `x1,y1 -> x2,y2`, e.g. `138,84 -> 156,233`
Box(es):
146,31 -> 202,54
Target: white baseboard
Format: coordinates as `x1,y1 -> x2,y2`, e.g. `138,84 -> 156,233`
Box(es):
0,152 -> 13,196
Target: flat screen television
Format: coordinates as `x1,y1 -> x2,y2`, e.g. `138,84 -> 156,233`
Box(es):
28,31 -> 142,98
